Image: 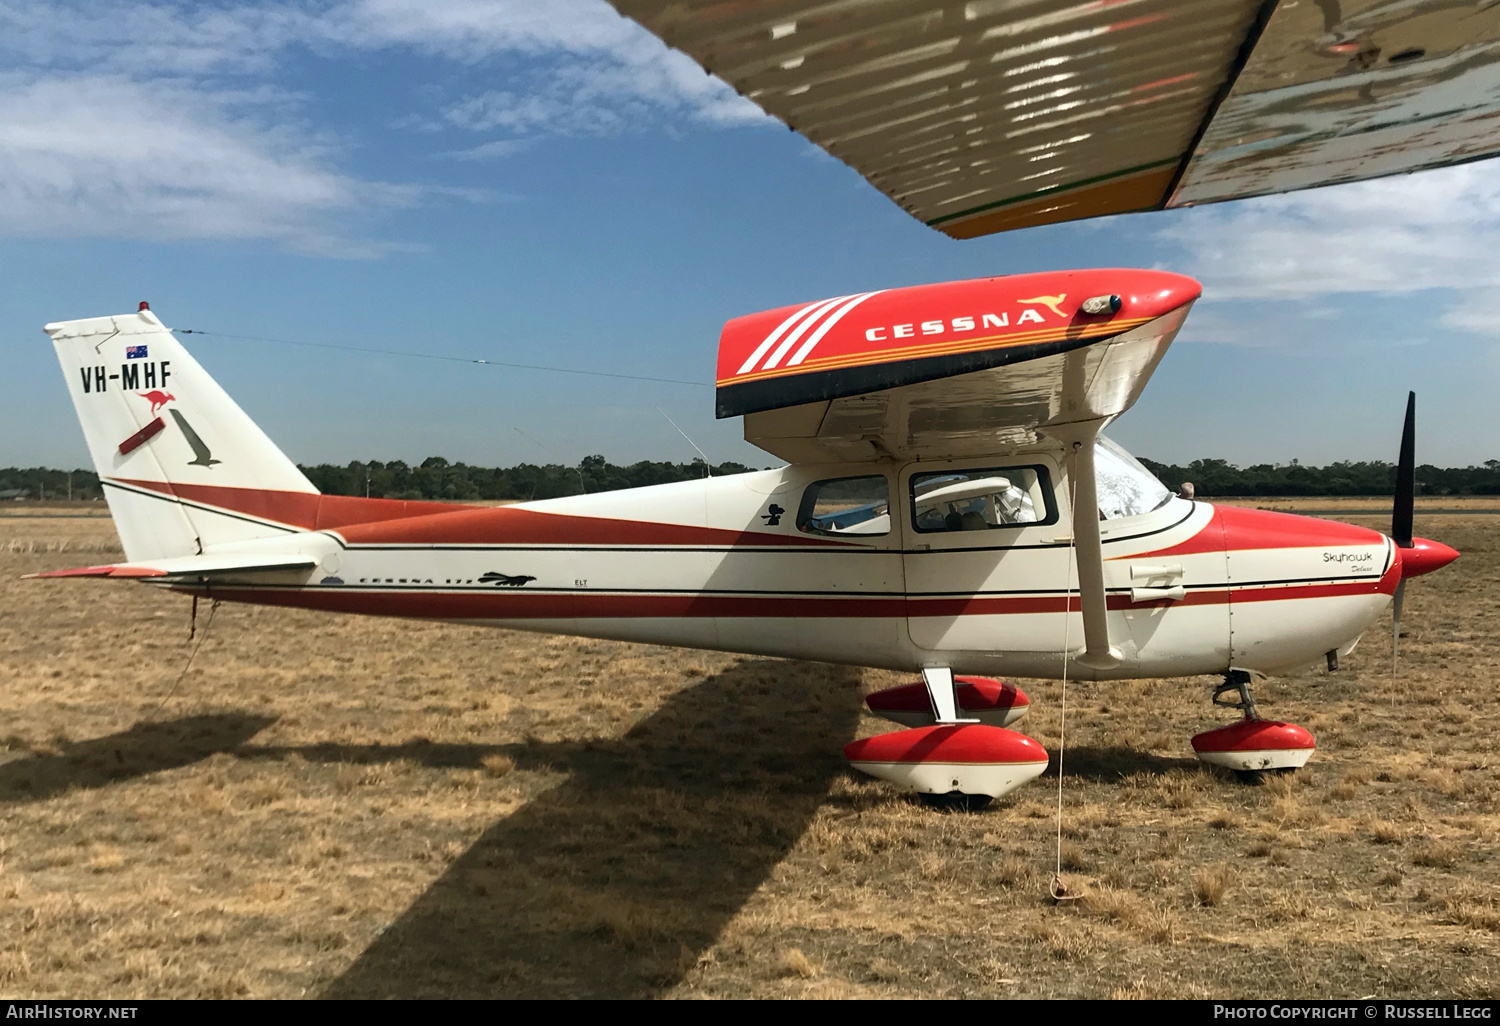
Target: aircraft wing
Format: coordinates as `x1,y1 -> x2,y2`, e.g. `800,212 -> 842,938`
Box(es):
718,268 -> 1199,462
610,0 -> 1500,238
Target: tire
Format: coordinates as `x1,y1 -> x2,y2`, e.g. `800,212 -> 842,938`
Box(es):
919,791 -> 994,812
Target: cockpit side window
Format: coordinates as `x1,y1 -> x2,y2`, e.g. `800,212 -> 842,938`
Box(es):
1095,436 -> 1173,520
797,475 -> 891,536
910,465 -> 1057,533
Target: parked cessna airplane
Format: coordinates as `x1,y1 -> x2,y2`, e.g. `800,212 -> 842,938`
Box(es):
30,0 -> 1491,806
31,267 -> 1458,806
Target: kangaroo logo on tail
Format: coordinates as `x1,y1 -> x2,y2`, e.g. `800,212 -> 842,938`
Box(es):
139,390 -> 175,416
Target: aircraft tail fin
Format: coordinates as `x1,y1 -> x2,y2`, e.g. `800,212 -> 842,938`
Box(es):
45,306 -> 319,562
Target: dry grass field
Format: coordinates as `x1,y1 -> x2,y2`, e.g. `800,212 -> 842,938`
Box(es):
1,505 -> 1497,999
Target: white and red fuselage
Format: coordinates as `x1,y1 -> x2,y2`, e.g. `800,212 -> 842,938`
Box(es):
38,267 -> 1455,685
89,469 -> 1401,681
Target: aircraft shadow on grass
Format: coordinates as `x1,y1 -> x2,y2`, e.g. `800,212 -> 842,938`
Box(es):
0,671 -> 1202,995
0,713 -> 275,803
1038,745 -> 1199,782
312,659 -> 865,999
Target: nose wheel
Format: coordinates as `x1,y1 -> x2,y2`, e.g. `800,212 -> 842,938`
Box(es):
918,792 -> 995,812
1192,670 -> 1316,784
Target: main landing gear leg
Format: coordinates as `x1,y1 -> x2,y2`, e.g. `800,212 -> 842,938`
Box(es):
1192,670 -> 1316,784
1212,669 -> 1259,722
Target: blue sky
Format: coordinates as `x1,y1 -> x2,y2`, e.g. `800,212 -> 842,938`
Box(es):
3,0 -> 1496,473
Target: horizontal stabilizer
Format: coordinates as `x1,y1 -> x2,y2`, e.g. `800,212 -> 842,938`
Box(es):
26,553 -> 317,580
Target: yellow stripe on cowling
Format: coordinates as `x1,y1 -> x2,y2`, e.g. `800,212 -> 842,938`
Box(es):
717,317 -> 1149,386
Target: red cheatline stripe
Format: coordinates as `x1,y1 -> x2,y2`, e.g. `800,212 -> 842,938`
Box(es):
109,478 -> 854,548
193,578 -> 1390,621
112,478 -> 475,531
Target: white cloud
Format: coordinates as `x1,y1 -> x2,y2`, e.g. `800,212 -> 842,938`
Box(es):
359,1 -> 765,143
318,0 -> 648,58
0,1 -> 300,74
0,75 -> 423,256
1438,289 -> 1500,337
442,51 -> 762,140
0,1 -> 763,128
446,138 -> 535,161
1161,162 -> 1500,301
0,1 -> 768,250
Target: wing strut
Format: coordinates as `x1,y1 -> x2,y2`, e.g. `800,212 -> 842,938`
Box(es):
922,667 -> 977,726
1044,419 -> 1123,671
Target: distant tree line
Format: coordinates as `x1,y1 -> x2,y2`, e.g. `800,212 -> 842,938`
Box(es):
5,455 -> 1500,503
300,455 -> 762,501
0,467 -> 98,501
1136,458 -> 1500,497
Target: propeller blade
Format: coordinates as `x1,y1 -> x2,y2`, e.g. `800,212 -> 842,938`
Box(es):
1393,391 -> 1415,549
1392,576 -> 1407,674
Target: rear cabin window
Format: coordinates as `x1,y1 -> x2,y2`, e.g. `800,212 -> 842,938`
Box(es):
797,475 -> 891,537
910,466 -> 1055,533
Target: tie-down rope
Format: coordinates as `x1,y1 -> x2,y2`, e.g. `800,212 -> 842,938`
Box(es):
147,595 -> 220,721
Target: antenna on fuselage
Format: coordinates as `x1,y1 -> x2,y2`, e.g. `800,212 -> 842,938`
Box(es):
512,427 -> 587,494
657,407 -> 713,478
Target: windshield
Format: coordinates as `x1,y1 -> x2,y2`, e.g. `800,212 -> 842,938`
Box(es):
1095,435 -> 1172,520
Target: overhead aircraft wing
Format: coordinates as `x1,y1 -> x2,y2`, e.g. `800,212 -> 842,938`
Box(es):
610,0 -> 1500,238
717,268 -> 1199,462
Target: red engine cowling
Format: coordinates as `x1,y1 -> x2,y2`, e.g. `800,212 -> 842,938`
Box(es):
844,724 -> 1049,800
864,676 -> 1029,728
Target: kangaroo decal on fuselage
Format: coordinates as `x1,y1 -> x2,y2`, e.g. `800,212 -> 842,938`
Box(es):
480,572 -> 536,587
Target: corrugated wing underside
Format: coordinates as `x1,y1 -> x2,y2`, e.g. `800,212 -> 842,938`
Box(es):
1171,0 -> 1500,205
611,0 -> 1268,237
611,0 -> 1500,238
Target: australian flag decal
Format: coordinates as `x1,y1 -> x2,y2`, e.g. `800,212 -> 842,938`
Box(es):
125,345 -> 148,359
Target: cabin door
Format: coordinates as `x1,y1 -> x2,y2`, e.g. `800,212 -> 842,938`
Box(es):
901,455 -> 1071,660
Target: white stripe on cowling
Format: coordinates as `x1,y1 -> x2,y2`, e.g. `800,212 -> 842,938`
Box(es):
761,294 -> 850,371
786,291 -> 882,367
735,297 -> 848,376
